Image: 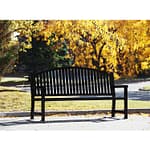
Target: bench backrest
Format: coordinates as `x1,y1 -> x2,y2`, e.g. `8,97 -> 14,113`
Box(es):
30,67 -> 115,96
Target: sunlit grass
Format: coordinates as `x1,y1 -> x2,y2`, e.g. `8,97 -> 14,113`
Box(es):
0,86 -> 150,112
0,77 -> 28,87
0,77 -> 27,83
139,85 -> 150,91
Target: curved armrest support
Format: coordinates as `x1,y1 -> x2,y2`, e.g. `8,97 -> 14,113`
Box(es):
114,84 -> 128,119
114,84 -> 128,99
114,85 -> 128,88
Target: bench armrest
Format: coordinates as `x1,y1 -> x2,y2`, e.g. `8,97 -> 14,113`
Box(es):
114,85 -> 128,88
114,84 -> 128,100
114,84 -> 128,119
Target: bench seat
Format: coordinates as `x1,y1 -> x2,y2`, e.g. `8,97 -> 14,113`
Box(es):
29,67 -> 128,121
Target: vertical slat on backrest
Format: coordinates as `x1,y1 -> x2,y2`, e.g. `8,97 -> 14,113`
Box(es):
46,71 -> 50,95
103,73 -> 107,94
97,71 -> 101,94
87,69 -> 90,94
86,69 -> 89,94
82,68 -> 86,95
109,73 -> 114,95
94,70 -> 98,94
92,70 -> 96,94
58,69 -> 61,94
65,68 -> 69,94
100,73 -> 103,94
42,72 -> 46,95
49,70 -> 53,95
55,69 -> 59,95
104,73 -> 108,94
109,74 -> 112,94
98,71 -> 102,94
59,68 -> 63,95
73,68 -> 77,94
79,68 -> 83,94
106,73 -> 109,94
71,68 -> 75,95
51,70 -> 55,95
106,74 -> 109,94
72,68 -> 77,95
66,68 -> 70,94
90,70 -> 94,94
53,70 -> 56,94
81,68 -> 84,94
94,70 -> 97,94
84,69 -> 88,95
69,68 -> 73,95
103,73 -> 106,94
54,70 -> 57,94
34,76 -> 37,95
49,70 -> 54,95
92,70 -> 97,94
106,73 -> 110,94
63,68 -> 67,94
81,68 -> 86,95
62,68 -> 66,95
54,70 -> 58,95
39,73 -> 43,95
35,75 -> 39,95
75,68 -> 79,94
89,69 -> 93,94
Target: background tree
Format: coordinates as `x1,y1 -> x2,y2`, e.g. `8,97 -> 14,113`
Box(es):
112,20 -> 150,77
17,34 -> 73,73
0,20 -> 19,78
39,20 -> 120,72
1,20 -> 150,79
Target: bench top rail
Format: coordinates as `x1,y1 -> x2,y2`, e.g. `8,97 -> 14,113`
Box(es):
30,67 -> 114,96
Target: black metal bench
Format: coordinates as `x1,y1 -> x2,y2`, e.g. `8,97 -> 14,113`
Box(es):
29,67 -> 128,121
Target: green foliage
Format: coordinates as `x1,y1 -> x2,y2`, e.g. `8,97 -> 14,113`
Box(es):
16,35 -> 73,73
0,20 -> 18,77
48,34 -> 73,68
1,20 -> 150,78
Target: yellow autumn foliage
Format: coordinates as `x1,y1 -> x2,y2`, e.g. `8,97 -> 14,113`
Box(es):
11,20 -> 150,78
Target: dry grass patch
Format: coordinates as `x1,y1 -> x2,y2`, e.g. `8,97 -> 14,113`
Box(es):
1,86 -> 150,112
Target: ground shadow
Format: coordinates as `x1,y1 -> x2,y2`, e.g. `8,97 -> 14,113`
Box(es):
0,80 -> 29,86
0,117 -> 122,127
0,89 -> 25,92
116,91 -> 150,101
128,91 -> 150,101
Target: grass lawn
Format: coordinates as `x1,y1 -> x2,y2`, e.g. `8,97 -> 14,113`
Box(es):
0,86 -> 150,112
139,85 -> 150,91
0,76 -> 28,87
0,76 -> 150,112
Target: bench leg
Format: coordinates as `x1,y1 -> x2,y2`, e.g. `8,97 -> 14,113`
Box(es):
112,98 -> 116,117
31,99 -> 35,119
124,87 -> 128,119
124,100 -> 128,119
41,98 -> 45,122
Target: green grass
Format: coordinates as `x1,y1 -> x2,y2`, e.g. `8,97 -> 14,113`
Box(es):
0,77 -> 27,83
0,77 -> 28,86
0,76 -> 150,112
139,86 -> 150,91
0,86 -> 150,112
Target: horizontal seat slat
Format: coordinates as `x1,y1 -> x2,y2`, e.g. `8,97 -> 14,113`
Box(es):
33,95 -> 113,101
